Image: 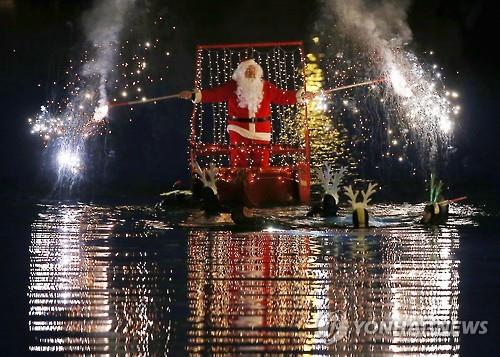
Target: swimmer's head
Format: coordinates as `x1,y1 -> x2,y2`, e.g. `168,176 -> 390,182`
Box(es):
322,194 -> 338,217
421,203 -> 447,225
230,204 -> 254,225
201,186 -> 221,216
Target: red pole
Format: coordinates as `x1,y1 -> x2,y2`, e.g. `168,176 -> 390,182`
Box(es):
108,94 -> 179,108
322,77 -> 386,94
300,45 -> 311,204
198,41 -> 303,50
438,196 -> 467,205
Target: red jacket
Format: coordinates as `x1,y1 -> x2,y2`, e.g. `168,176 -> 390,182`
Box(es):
195,79 -> 301,118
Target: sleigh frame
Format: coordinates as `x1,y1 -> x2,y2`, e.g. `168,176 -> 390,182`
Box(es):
189,41 -> 311,207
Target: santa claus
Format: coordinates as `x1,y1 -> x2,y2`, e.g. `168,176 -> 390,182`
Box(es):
179,59 -> 315,167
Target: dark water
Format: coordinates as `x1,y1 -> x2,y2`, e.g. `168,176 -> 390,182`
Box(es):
2,201 -> 499,355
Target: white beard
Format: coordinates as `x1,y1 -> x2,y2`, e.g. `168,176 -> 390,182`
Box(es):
235,77 -> 264,118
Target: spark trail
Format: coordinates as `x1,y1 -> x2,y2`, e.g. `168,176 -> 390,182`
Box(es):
29,0 -> 137,188
318,0 -> 460,173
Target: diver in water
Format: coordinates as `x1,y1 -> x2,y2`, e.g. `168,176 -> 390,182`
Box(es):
307,193 -> 339,217
420,175 -> 450,226
421,201 -> 449,225
421,192 -> 450,225
192,161 -> 226,216
157,177 -> 212,211
344,182 -> 377,229
230,204 -> 285,230
191,176 -> 204,201
230,205 -> 262,226
201,186 -> 224,216
352,207 -> 370,229
308,164 -> 345,218
157,180 -> 194,209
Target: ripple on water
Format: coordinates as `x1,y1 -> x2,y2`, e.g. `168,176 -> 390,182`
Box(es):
28,202 -> 477,355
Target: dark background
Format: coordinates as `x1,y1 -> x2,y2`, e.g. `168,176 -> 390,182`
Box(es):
0,2 -> 499,356
0,0 -> 498,202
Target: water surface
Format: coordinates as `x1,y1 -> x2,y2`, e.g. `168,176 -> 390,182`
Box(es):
22,202 -> 498,355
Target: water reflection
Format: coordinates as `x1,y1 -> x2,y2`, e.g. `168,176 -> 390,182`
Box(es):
28,204 -> 179,354
187,232 -> 315,354
186,227 -> 460,355
29,203 -> 461,355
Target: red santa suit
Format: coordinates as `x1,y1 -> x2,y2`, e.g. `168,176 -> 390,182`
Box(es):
194,79 -> 304,167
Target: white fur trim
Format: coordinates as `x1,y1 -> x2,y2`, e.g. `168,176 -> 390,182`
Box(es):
232,59 -> 263,81
227,124 -> 271,141
193,89 -> 202,103
296,88 -> 305,104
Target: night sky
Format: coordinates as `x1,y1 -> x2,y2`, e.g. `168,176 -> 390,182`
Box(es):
0,0 -> 498,201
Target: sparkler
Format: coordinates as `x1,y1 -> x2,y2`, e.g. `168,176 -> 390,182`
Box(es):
319,46 -> 459,174
312,0 -> 463,178
107,78 -> 385,111
379,48 -> 459,156
57,150 -> 82,175
29,3 -> 174,186
93,104 -> 109,122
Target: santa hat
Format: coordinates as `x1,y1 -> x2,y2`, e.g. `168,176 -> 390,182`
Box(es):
232,58 -> 263,81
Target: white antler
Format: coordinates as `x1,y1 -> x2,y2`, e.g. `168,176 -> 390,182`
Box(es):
315,163 -> 346,204
360,182 -> 378,208
205,163 -> 218,194
193,161 -> 205,183
344,182 -> 377,210
344,185 -> 359,209
193,161 -> 218,194
329,166 -> 346,203
315,162 -> 333,190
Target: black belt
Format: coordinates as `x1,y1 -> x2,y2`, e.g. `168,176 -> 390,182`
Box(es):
230,117 -> 269,123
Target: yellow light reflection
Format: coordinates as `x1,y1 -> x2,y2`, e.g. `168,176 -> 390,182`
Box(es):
28,204 -> 174,354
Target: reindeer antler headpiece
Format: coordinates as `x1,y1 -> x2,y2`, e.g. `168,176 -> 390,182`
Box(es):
314,163 -> 346,204
344,182 -> 378,210
193,161 -> 218,195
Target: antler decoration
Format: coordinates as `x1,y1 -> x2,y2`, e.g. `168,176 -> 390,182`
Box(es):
330,166 -> 346,204
344,185 -> 359,209
314,163 -> 332,189
361,182 -> 378,208
193,161 -> 218,195
315,163 -> 346,203
344,182 -> 378,210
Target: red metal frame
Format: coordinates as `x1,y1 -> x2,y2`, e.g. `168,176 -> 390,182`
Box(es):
197,41 -> 304,50
189,41 -> 311,205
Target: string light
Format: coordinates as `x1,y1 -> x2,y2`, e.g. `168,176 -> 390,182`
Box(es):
191,46 -> 308,170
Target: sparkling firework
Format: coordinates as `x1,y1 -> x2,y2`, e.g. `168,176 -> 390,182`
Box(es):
28,1 -> 174,185
316,0 -> 461,176
389,51 -> 457,131
29,0 -> 139,182
57,150 -> 82,175
380,48 -> 459,161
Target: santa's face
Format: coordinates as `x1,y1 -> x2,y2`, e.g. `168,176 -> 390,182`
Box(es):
232,60 -> 264,117
244,65 -> 257,79
235,68 -> 263,117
